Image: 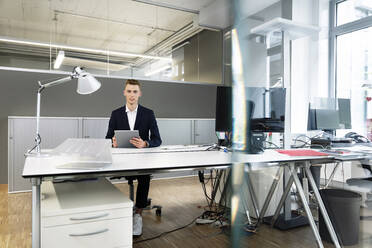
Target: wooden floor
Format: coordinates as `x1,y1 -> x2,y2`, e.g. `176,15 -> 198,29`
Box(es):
1,177 -> 372,247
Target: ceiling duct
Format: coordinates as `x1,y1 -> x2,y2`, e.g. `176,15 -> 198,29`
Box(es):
134,22 -> 203,66
196,0 -> 232,30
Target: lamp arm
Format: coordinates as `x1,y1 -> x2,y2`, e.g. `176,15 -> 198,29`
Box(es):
33,75 -> 75,154
30,67 -> 97,155
39,75 -> 75,89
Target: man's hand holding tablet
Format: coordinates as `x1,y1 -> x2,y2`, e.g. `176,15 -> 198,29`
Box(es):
114,130 -> 146,148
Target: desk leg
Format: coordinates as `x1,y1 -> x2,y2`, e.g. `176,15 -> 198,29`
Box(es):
257,166 -> 283,224
305,166 -> 341,248
290,165 -> 324,248
31,178 -> 41,248
271,175 -> 294,227
245,166 -> 260,219
325,162 -> 340,189
210,170 -> 223,208
283,165 -> 292,220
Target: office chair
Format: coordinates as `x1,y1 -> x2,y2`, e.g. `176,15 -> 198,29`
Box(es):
110,176 -> 162,216
127,177 -> 162,216
346,164 -> 372,190
343,132 -> 372,198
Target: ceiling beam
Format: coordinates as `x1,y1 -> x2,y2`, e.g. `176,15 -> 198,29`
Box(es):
54,10 -> 177,33
0,36 -> 172,61
132,0 -> 199,14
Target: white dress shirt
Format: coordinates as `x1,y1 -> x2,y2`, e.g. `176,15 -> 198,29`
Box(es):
126,105 -> 138,131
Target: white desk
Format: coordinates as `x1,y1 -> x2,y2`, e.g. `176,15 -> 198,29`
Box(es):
23,148 -> 340,248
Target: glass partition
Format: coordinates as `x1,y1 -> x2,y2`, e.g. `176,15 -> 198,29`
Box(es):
0,0 -> 222,84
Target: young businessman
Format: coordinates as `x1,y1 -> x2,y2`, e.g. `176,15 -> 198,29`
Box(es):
106,79 -> 162,236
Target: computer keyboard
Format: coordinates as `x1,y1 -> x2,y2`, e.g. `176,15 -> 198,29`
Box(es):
111,144 -> 216,154
52,138 -> 112,163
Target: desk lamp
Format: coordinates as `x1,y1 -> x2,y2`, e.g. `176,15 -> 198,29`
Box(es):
31,67 -> 101,155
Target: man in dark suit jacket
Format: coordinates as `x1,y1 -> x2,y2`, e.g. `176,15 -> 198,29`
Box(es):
106,79 -> 161,236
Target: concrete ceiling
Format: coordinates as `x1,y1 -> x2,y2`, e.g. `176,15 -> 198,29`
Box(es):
0,0 -> 200,54
0,0 -> 281,63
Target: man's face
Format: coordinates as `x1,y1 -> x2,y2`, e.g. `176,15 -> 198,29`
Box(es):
124,84 -> 141,105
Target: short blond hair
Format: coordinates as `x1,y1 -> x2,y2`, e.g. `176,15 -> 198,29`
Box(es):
125,79 -> 141,89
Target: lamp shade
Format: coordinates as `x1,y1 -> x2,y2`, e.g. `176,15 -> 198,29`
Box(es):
77,73 -> 101,95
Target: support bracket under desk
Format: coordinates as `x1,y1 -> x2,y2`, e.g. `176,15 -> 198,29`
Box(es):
256,161 -> 341,248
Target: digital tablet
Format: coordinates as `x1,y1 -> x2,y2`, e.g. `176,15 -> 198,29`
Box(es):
114,130 -> 140,148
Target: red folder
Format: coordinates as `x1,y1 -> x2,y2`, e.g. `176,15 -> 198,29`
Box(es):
276,149 -> 329,157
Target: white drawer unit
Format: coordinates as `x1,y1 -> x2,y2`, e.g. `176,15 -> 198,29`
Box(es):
41,178 -> 133,248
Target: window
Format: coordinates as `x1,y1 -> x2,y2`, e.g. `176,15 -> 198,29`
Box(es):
336,26 -> 372,134
331,0 -> 372,136
337,0 -> 372,26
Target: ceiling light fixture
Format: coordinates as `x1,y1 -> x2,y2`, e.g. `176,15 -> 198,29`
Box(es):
0,36 -> 172,62
62,57 -> 129,71
145,65 -> 172,77
53,51 -> 65,69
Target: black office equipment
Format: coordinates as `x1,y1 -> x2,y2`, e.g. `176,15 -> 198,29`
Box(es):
215,86 -> 232,133
251,118 -> 284,132
307,98 -> 353,148
247,87 -> 286,133
345,132 -> 370,143
307,97 -> 338,132
215,86 -> 286,153
308,97 -> 352,131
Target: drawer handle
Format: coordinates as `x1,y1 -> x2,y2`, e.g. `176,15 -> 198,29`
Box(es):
69,213 -> 109,221
69,228 -> 109,237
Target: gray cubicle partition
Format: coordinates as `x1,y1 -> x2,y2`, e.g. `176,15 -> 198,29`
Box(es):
8,116 -> 217,193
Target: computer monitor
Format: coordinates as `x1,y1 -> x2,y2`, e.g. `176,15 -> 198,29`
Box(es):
307,105 -> 317,131
247,87 -> 286,132
307,98 -> 351,131
215,86 -> 232,132
215,86 -> 286,134
316,109 -> 340,130
307,99 -> 339,132
270,88 -> 286,120
338,98 -> 351,129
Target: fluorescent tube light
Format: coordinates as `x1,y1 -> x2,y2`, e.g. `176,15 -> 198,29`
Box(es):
62,57 -> 129,71
145,65 -> 171,76
0,36 -> 172,61
53,51 -> 65,69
